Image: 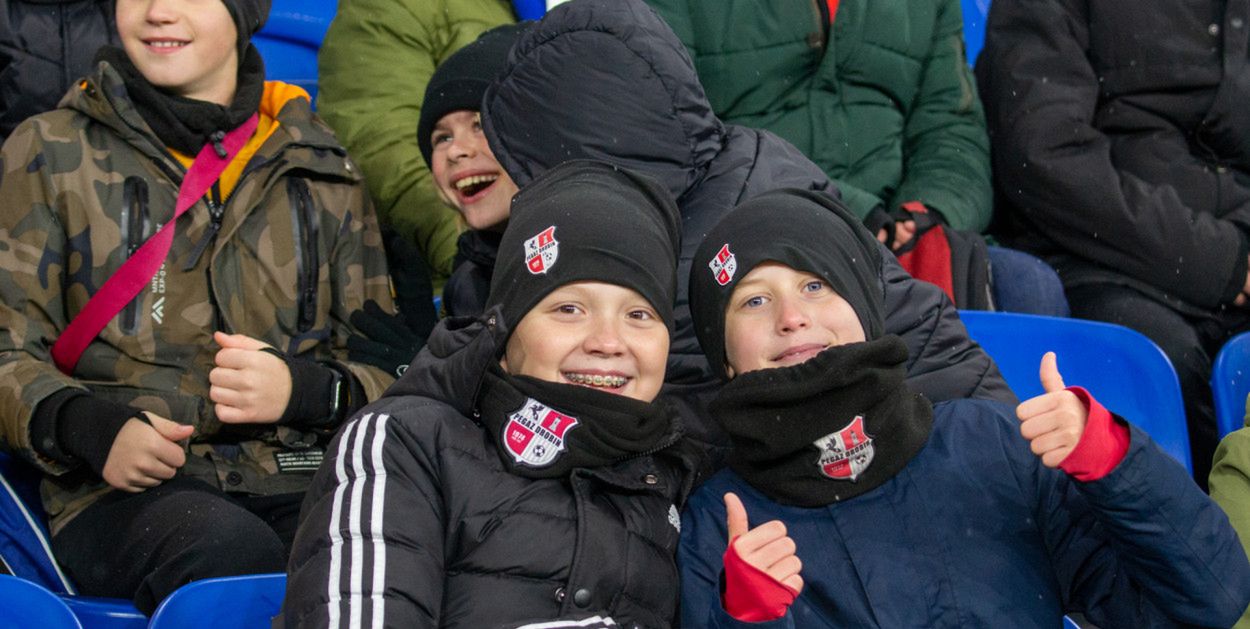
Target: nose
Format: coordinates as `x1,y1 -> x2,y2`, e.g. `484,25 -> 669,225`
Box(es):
582,315 -> 625,357
144,0 -> 177,23
447,131 -> 481,162
775,295 -> 810,334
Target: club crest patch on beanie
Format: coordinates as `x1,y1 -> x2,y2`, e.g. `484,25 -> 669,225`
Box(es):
503,398 -> 579,467
708,244 -> 737,286
813,415 -> 875,481
689,188 -> 885,380
524,226 -> 559,274
488,160 -> 682,334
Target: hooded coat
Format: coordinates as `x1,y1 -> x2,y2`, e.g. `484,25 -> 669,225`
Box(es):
282,311 -> 699,628
480,0 -> 1013,443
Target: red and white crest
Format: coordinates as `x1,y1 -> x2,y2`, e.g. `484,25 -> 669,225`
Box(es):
502,398 -> 579,467
524,226 -> 560,275
708,243 -> 737,286
812,415 -> 874,481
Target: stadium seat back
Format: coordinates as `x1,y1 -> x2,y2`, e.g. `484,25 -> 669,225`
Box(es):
0,451 -> 74,594
962,0 -> 990,65
147,573 -> 286,629
0,574 -> 82,629
252,0 -> 336,104
959,311 -> 1192,472
1213,331 -> 1250,439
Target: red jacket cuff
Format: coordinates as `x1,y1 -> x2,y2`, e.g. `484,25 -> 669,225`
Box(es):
721,536 -> 799,622
1058,386 -> 1130,482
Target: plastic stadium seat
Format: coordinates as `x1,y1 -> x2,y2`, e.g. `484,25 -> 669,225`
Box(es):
959,311 -> 1192,472
252,0 -> 337,104
1213,331 -> 1250,439
961,0 -> 990,65
0,574 -> 82,628
514,0 -> 547,20
147,573 -> 286,629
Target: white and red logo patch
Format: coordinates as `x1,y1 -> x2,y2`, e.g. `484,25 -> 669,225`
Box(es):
524,226 -> 559,275
503,398 -> 579,467
812,415 -> 874,481
708,243 -> 737,286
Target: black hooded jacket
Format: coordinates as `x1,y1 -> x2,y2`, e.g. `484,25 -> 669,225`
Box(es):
976,0 -> 1250,317
283,310 -> 699,628
0,0 -> 118,142
481,0 -> 1013,428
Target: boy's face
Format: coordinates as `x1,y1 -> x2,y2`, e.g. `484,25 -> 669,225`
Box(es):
723,262 -> 865,377
502,282 -> 669,403
430,110 -> 519,232
116,0 -> 239,105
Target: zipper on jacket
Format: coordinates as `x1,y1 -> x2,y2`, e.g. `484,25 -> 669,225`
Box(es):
288,178 -> 320,333
121,176 -> 150,334
183,182 -> 226,272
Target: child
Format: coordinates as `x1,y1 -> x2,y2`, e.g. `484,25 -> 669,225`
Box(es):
418,23 -> 523,318
283,160 -> 697,628
678,188 -> 1250,627
0,0 -> 394,613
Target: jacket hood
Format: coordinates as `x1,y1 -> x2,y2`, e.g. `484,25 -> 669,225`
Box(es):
481,0 -> 724,201
380,308 -> 509,417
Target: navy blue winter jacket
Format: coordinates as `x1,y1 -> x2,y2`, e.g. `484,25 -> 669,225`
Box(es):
679,399 -> 1250,628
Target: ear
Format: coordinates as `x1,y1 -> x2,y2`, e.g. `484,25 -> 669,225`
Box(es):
498,355 -> 510,373
724,362 -> 736,379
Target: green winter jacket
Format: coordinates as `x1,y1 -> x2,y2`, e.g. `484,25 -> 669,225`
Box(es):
1211,408 -> 1250,629
0,63 -> 395,530
317,0 -> 514,290
644,0 -> 991,230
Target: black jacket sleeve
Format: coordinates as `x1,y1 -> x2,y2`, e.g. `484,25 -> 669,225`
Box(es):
282,403 -> 447,627
976,0 -> 1246,308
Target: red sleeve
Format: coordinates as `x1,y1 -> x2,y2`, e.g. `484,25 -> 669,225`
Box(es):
721,536 -> 799,622
1058,386 -> 1130,482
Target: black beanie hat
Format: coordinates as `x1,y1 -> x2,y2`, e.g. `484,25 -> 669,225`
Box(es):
418,23 -> 529,169
488,160 -> 682,335
221,0 -> 270,55
689,188 -> 886,380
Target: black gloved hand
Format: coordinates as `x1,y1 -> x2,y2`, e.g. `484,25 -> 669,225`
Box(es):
348,300 -> 425,377
384,229 -> 439,337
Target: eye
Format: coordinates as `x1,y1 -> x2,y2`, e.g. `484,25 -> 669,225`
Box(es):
431,131 -> 452,146
741,295 -> 767,309
627,308 -> 656,321
802,280 -> 827,293
554,303 -> 582,316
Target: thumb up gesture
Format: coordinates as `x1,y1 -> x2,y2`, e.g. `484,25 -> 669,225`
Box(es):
725,493 -> 804,595
1016,352 -> 1088,468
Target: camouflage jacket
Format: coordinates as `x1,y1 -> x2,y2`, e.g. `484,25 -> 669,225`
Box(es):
0,63 -> 395,528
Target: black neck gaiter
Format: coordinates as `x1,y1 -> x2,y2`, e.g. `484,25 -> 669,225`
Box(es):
477,365 -> 679,479
96,45 -> 266,156
712,336 -> 933,507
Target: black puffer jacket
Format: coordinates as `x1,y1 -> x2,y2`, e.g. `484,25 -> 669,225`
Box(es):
976,0 -> 1250,318
481,0 -> 1012,421
0,0 -> 117,142
283,310 -> 699,628
443,229 -> 500,317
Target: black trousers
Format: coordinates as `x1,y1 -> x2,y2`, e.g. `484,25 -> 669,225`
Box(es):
1067,283 -> 1250,489
51,475 -> 301,615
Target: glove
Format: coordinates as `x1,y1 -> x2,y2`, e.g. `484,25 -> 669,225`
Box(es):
348,300 -> 425,377
384,229 -> 439,337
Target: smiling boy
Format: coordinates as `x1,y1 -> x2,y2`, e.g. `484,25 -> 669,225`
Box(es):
677,189 -> 1250,627
0,0 -> 393,612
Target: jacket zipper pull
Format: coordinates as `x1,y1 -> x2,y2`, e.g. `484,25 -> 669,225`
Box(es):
184,196 -> 225,271
210,130 -> 228,158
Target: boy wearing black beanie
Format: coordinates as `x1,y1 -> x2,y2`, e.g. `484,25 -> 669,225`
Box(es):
0,0 -> 395,613
284,160 -> 700,628
677,189 -> 1250,627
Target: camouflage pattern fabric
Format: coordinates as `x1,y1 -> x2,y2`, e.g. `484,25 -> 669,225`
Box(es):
0,62 -> 395,531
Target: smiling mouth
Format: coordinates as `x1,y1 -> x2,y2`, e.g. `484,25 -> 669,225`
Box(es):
563,372 -> 630,390
453,174 -> 499,199
772,343 -> 829,363
144,39 -> 189,50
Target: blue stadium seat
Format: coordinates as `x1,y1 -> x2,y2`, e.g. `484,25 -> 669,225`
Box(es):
252,0 -> 337,104
961,0 -> 990,65
514,0 -> 548,20
959,311 -> 1192,472
0,574 -> 82,629
1213,331 -> 1250,439
147,573 -> 286,629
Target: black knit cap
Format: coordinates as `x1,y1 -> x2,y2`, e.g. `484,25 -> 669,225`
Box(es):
221,0 -> 271,55
488,159 -> 682,335
689,188 -> 886,380
418,23 -> 529,169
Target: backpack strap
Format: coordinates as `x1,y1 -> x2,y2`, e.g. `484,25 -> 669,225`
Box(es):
51,114 -> 260,374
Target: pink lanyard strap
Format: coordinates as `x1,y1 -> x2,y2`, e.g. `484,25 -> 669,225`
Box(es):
51,114 -> 260,374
